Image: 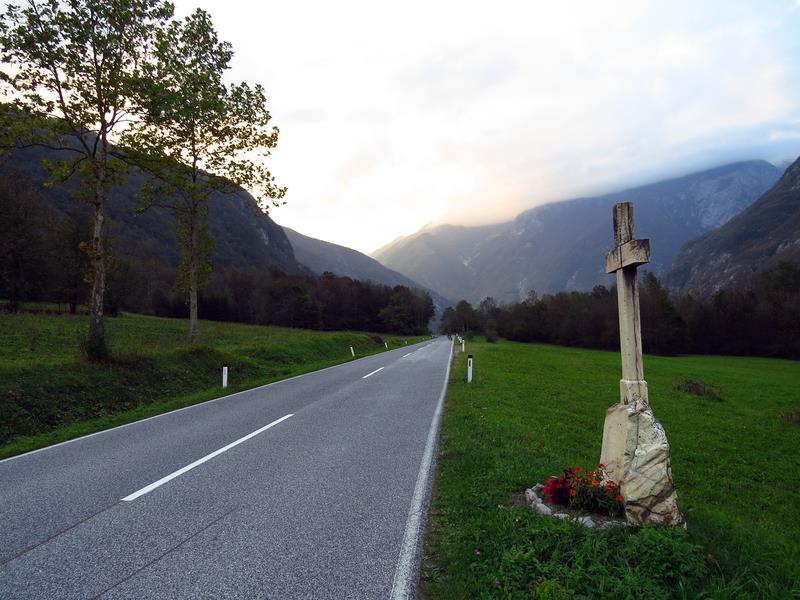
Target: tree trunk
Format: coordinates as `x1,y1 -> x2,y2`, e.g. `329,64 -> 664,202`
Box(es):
188,268 -> 198,344
86,199 -> 107,359
188,214 -> 199,345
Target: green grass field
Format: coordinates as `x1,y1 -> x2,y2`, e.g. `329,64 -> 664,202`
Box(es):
0,311 -> 425,459
422,339 -> 800,599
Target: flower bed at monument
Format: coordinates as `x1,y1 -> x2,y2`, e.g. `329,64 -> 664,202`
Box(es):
542,464 -> 624,517
524,464 -> 627,527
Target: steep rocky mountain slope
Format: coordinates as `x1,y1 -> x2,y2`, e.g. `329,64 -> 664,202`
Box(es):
663,157 -> 800,296
2,145 -> 302,274
373,161 -> 781,303
284,227 -> 452,309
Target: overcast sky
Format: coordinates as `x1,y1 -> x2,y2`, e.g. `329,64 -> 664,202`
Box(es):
173,0 -> 800,254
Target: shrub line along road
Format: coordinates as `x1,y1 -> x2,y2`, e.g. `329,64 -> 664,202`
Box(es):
0,338 -> 452,599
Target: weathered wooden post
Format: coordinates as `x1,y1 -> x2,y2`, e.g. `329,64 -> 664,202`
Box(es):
600,202 -> 683,526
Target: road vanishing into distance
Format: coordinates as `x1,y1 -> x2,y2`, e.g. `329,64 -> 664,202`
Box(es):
0,338 -> 453,599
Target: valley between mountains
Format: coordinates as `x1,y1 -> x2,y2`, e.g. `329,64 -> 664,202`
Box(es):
5,144 -> 799,308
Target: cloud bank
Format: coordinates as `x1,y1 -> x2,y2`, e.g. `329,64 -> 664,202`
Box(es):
173,0 -> 800,253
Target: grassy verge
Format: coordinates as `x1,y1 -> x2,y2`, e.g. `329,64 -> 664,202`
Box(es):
422,339 -> 800,599
0,311 -> 426,459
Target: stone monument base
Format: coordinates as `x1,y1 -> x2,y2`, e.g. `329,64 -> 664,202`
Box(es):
600,395 -> 684,527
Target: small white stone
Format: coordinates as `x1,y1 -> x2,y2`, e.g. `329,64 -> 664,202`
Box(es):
524,489 -> 537,506
533,502 -> 552,516
578,516 -> 595,528
553,513 -> 568,519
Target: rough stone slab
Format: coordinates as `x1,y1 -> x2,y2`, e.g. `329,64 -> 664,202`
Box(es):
601,398 -> 684,527
622,403 -> 684,526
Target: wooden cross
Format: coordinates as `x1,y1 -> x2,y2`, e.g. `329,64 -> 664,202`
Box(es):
605,202 -> 650,404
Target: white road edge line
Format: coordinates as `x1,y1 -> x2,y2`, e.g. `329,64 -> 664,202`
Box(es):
121,413 -> 294,502
390,339 -> 453,600
362,366 -> 385,379
402,352 -> 412,358
0,339 -> 435,465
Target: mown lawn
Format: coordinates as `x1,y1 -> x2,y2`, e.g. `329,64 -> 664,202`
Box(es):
0,311 -> 425,459
422,339 -> 800,599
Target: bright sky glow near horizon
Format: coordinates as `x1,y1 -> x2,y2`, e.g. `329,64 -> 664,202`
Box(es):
173,0 -> 800,254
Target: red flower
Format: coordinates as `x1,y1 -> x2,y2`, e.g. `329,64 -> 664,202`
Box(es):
615,495 -> 624,502
598,463 -> 606,469
570,489 -> 577,496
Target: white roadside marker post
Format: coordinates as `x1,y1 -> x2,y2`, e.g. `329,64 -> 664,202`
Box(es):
222,364 -> 229,388
350,346 -> 355,357
462,339 -> 465,353
385,341 -> 388,349
467,354 -> 473,383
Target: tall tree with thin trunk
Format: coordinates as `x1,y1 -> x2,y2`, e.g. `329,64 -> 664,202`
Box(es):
0,0 -> 173,359
123,8 -> 285,344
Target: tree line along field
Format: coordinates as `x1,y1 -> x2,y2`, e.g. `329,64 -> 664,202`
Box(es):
422,339 -> 799,599
440,264 -> 800,360
0,310 -> 426,460
0,172 -> 436,336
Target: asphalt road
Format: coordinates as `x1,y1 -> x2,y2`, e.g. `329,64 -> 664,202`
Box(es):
0,337 -> 453,599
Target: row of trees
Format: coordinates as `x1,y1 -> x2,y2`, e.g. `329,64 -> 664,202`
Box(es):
440,265 -> 800,359
1,0 -> 282,357
154,270 -> 435,334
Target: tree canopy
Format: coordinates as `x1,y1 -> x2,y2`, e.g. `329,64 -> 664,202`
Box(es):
0,0 -> 174,358
121,8 -> 285,343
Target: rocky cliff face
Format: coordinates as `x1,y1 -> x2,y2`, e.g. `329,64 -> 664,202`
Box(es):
663,157 -> 800,296
373,161 -> 781,303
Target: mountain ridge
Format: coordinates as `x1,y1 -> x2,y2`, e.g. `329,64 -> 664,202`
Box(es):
373,160 -> 782,303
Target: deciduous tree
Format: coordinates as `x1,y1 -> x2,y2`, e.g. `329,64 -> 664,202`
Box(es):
123,8 -> 285,344
0,0 -> 173,358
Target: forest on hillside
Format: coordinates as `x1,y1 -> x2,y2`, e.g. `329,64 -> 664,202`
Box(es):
0,169 -> 435,335
441,264 -> 800,360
